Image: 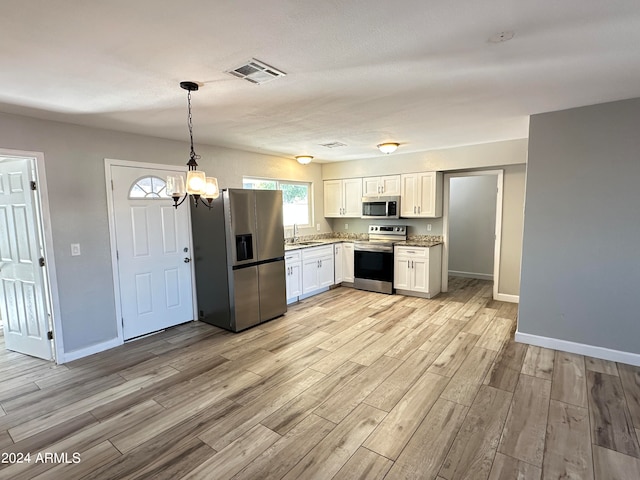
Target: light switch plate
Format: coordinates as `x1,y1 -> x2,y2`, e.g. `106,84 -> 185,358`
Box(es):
71,243 -> 81,256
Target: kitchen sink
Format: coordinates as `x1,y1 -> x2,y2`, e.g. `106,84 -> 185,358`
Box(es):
294,241 -> 325,246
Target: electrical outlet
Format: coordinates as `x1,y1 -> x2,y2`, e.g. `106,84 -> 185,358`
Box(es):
427,224 -> 432,232
344,223 -> 348,230
316,223 -> 320,231
71,243 -> 81,256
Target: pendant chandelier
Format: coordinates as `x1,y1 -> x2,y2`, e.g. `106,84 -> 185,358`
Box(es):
167,81 -> 219,208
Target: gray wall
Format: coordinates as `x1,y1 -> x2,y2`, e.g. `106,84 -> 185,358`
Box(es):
0,112 -> 328,356
519,98 -> 640,355
449,176 -> 497,278
323,141 -> 527,296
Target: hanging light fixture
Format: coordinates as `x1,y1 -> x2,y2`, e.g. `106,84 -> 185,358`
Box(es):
377,142 -> 399,154
167,81 -> 219,208
295,155 -> 313,165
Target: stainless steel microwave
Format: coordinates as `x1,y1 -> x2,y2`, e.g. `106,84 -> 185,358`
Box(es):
361,196 -> 400,219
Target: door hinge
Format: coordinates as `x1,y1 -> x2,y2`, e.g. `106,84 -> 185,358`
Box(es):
111,179 -> 114,190
39,257 -> 45,267
47,331 -> 53,340
31,181 -> 37,191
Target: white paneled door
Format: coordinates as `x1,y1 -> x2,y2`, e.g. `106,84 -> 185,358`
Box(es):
111,165 -> 194,340
0,157 -> 53,360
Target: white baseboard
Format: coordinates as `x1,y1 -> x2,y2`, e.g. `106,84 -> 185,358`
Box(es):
449,270 -> 493,281
59,337 -> 122,364
495,293 -> 519,303
299,286 -> 330,301
515,331 -> 640,367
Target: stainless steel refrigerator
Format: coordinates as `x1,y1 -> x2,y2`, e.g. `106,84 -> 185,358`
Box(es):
190,189 -> 287,332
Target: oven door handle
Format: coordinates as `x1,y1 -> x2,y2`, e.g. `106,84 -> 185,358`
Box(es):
354,245 -> 394,253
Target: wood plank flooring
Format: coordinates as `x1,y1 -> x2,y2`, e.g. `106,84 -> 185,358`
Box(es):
1,277 -> 640,479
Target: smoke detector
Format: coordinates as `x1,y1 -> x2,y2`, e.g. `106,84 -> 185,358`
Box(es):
488,31 -> 515,43
226,59 -> 286,84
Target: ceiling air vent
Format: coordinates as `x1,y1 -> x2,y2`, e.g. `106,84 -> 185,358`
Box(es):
226,59 -> 286,85
319,142 -> 347,148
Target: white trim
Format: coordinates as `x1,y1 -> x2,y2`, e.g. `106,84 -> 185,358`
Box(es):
59,337 -> 122,363
0,148 -> 63,363
299,286 -> 330,300
448,270 -> 494,281
104,158 -> 196,349
495,293 -> 519,303
442,170 -> 504,301
515,330 -> 640,367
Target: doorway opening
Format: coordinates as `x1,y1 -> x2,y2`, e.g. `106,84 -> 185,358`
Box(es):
442,170 -> 503,300
0,149 -> 61,362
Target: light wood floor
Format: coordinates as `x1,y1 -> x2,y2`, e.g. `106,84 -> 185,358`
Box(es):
1,277 -> 640,479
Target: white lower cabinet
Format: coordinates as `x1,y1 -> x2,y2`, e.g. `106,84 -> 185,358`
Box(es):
285,251 -> 302,304
302,245 -> 334,295
342,242 -> 354,283
334,241 -> 355,285
334,243 -> 343,284
394,244 -> 442,298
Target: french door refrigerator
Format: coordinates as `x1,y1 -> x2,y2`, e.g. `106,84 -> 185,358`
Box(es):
190,189 -> 287,332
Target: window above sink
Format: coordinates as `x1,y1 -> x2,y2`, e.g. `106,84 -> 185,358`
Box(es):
243,176 -> 312,227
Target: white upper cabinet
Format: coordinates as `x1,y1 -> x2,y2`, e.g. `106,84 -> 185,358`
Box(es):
324,178 -> 362,217
400,172 -> 443,218
362,175 -> 401,196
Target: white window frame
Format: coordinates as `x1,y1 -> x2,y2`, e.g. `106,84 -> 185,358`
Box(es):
243,176 -> 313,227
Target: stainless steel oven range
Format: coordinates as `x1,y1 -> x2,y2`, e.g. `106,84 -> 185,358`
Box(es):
354,225 -> 406,294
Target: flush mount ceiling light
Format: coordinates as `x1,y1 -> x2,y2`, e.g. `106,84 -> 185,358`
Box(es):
377,143 -> 399,154
166,81 -> 219,209
295,155 -> 313,165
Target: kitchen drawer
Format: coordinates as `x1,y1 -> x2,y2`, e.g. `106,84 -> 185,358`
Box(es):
285,250 -> 301,262
302,245 -> 333,260
395,246 -> 428,258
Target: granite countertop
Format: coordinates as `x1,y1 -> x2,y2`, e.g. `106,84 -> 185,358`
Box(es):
284,233 -> 443,250
284,237 -> 347,251
395,240 -> 443,248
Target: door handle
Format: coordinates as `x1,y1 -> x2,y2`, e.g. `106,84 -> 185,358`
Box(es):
418,206 -> 421,214
184,257 -> 191,263
413,206 -> 416,214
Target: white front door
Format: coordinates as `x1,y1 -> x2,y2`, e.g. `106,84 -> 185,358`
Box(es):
111,165 -> 194,340
0,157 -> 53,360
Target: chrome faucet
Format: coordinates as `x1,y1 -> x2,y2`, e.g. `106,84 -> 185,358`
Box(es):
293,224 -> 299,243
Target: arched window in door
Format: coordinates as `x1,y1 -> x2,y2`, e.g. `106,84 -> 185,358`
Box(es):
128,176 -> 171,199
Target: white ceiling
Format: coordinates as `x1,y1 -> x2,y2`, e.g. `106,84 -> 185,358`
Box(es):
1,0 -> 639,162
